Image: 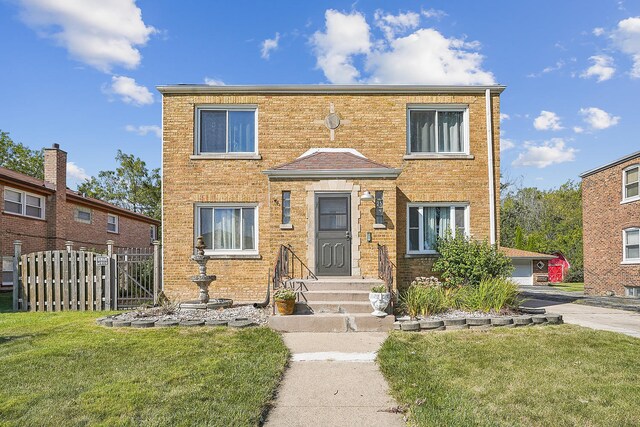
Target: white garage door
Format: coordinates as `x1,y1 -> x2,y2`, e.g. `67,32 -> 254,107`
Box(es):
511,260 -> 533,286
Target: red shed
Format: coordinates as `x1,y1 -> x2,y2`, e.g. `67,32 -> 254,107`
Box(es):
548,252 -> 571,283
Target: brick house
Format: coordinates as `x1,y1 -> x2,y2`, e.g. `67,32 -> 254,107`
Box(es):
581,151 -> 640,296
158,84 -> 504,304
1,144 -> 160,288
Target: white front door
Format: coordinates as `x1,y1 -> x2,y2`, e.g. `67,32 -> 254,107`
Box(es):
512,260 -> 533,286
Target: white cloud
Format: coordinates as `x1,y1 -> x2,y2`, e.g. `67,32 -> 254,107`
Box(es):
18,0 -> 156,73
104,75 -> 153,105
613,16 -> 640,78
261,32 -> 280,59
573,126 -> 584,133
500,113 -> 510,121
593,27 -> 606,36
501,138 -> 515,151
310,9 -> 495,85
581,55 -> 615,82
204,77 -> 225,86
421,8 -> 447,19
579,107 -> 620,129
67,161 -> 89,182
374,10 -> 420,40
512,138 -> 577,168
533,111 -> 563,131
125,124 -> 161,138
310,10 -> 371,84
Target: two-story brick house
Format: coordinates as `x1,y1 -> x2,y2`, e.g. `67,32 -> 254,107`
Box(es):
1,144 -> 160,288
581,151 -> 640,296
159,85 -> 504,304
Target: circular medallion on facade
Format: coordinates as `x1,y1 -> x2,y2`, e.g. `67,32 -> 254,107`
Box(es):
324,113 -> 341,130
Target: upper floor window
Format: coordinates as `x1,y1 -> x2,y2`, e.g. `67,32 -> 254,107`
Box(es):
3,187 -> 44,219
408,106 -> 469,154
407,203 -> 469,254
196,204 -> 257,254
196,107 -> 257,154
623,228 -> 639,263
75,206 -> 92,224
623,165 -> 639,202
150,224 -> 157,242
107,214 -> 119,233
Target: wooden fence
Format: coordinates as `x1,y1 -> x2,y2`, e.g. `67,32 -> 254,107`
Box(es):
11,240 -> 161,312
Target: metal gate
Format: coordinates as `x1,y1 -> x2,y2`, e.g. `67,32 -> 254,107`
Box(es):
115,247 -> 158,308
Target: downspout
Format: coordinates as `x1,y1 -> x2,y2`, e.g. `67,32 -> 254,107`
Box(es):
485,89 -> 496,245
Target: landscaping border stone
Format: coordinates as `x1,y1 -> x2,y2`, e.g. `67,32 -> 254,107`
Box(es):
465,317 -> 491,326
443,318 -> 466,327
401,321 -> 420,331
545,314 -> 563,324
179,320 -> 205,327
491,317 -> 514,327
112,320 -> 131,328
531,315 -> 547,324
229,320 -> 256,328
205,320 -> 229,327
419,320 -> 445,330
131,320 -> 155,328
513,316 -> 533,326
155,320 -> 179,327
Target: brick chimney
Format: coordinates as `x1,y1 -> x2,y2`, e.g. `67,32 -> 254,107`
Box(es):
44,143 -> 67,249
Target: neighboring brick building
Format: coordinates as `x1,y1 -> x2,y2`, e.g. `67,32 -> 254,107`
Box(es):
581,151 -> 640,296
1,144 -> 160,288
158,84 -> 504,303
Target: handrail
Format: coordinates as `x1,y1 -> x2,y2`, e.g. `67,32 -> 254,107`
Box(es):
271,244 -> 317,313
377,244 -> 395,296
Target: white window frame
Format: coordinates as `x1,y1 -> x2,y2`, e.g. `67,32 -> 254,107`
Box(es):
622,227 -> 640,264
107,214 -> 119,233
622,164 -> 640,204
195,203 -> 259,255
74,206 -> 92,224
625,286 -> 640,298
406,104 -> 470,155
194,105 -> 259,156
406,202 -> 470,255
150,224 -> 157,242
3,187 -> 45,219
2,256 -> 14,286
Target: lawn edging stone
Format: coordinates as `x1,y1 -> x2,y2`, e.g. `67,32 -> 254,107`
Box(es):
395,312 -> 565,332
131,320 -> 155,328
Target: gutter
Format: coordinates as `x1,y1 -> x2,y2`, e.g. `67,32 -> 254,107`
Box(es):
485,89 -> 496,245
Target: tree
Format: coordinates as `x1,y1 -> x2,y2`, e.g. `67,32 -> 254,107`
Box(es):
0,130 -> 44,179
78,150 -> 161,220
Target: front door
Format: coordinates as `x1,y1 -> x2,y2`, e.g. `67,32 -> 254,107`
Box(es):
315,194 -> 351,276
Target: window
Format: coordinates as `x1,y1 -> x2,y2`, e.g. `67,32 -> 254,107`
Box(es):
107,214 -> 118,233
196,107 -> 256,154
625,287 -> 640,298
375,191 -> 384,225
408,106 -> 468,154
407,204 -> 469,254
75,206 -> 92,224
623,228 -> 640,263
282,191 -> 291,224
3,187 -> 44,219
196,204 -> 257,254
623,165 -> 639,202
2,257 -> 13,286
150,225 -> 157,242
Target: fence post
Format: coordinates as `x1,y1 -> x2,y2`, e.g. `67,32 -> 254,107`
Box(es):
153,240 -> 161,305
66,241 -> 73,252
79,247 -> 87,252
12,240 -> 22,311
106,240 -> 114,310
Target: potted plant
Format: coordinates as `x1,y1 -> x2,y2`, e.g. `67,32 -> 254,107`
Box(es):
369,285 -> 391,317
274,288 -> 297,315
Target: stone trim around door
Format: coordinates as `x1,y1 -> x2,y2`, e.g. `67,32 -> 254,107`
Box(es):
306,180 -> 361,276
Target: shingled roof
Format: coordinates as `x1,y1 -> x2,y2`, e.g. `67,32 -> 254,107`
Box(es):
500,247 -> 555,260
263,150 -> 401,179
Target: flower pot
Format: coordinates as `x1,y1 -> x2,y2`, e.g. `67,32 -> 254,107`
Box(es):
275,299 -> 296,315
369,292 -> 391,317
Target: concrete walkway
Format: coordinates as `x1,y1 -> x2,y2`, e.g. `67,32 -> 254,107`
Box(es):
264,333 -> 405,427
524,298 -> 640,338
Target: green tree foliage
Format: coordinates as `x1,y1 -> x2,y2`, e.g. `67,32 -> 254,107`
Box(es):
78,150 -> 161,220
500,180 -> 583,280
0,130 -> 44,179
433,234 -> 514,287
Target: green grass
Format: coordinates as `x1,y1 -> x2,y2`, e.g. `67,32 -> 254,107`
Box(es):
0,292 -> 11,313
0,311 -> 289,426
549,282 -> 585,292
378,326 -> 640,427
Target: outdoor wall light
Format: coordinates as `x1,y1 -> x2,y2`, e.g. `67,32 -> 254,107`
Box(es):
361,190 -> 374,202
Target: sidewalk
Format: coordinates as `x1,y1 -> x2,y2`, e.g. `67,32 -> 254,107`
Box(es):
522,298 -> 640,338
264,333 -> 405,427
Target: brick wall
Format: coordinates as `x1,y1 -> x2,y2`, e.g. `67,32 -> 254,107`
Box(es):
162,91 -> 501,302
583,157 -> 640,295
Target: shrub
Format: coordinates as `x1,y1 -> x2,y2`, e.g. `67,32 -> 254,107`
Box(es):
565,267 -> 584,283
371,285 -> 388,293
400,285 -> 429,319
273,288 -> 296,301
433,234 -> 513,287
459,277 -> 521,312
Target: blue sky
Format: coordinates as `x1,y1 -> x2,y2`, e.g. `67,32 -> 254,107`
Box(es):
1,0 -> 639,190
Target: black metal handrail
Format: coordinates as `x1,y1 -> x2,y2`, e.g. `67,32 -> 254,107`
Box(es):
270,245 -> 317,313
378,244 -> 395,295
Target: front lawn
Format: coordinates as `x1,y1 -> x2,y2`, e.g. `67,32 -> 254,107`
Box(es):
378,326 -> 640,427
0,291 -> 11,312
0,311 -> 288,426
549,282 -> 584,292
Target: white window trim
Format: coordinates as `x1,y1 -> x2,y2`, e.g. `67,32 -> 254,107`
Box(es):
406,104 -> 470,155
74,206 -> 92,224
621,164 -> 640,204
406,202 -> 470,255
107,214 -> 119,233
622,227 -> 640,264
195,203 -> 259,255
194,105 -> 259,156
3,187 -> 45,220
150,224 -> 157,242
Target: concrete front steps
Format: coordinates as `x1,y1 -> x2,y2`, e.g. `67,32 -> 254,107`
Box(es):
268,277 -> 395,332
